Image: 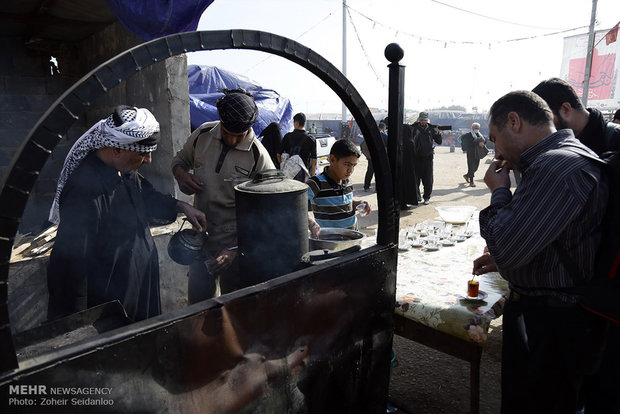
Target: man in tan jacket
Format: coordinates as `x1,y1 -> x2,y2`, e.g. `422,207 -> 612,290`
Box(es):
172,89 -> 274,302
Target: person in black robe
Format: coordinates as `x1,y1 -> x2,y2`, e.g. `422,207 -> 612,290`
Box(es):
460,122 -> 487,187
46,106 -> 206,322
412,112 -> 442,204
258,122 -> 283,168
399,123 -> 420,209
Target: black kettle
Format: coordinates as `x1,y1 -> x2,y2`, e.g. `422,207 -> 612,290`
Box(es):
167,219 -> 208,265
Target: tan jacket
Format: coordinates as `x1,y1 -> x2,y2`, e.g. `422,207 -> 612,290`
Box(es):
171,121 -> 275,249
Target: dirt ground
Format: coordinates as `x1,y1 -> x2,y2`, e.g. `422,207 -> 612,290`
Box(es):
347,145 -> 509,414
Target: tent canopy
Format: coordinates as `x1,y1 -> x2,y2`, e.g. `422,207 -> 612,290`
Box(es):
188,65 -> 294,137
106,0 -> 215,41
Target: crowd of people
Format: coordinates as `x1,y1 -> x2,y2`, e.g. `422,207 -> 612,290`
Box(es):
44,77 -> 620,413
361,79 -> 620,413
46,91 -> 370,322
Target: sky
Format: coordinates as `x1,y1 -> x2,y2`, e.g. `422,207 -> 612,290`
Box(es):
188,0 -> 620,116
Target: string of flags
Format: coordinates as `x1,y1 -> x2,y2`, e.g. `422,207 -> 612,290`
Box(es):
346,4 -> 591,49
346,7 -> 386,88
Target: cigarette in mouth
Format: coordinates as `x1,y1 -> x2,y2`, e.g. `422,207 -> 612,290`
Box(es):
495,160 -> 507,173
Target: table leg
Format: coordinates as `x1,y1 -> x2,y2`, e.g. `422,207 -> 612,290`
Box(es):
394,314 -> 484,414
470,358 -> 480,414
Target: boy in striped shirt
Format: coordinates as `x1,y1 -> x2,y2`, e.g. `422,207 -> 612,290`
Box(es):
307,139 -> 371,232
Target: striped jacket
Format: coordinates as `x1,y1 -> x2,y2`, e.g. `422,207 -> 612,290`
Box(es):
479,129 -> 608,298
307,167 -> 357,229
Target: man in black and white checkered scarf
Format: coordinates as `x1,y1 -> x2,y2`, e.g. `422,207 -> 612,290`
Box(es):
49,105 -> 160,224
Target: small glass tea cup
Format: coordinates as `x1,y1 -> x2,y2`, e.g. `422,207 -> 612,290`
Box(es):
467,279 -> 479,298
356,201 -> 369,217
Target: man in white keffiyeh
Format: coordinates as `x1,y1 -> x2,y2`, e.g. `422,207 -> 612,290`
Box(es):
49,106 -> 160,224
47,106 -> 206,322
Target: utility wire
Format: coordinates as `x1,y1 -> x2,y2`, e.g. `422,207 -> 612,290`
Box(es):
347,4 -> 589,46
346,7 -> 386,88
505,25 -> 599,42
244,8 -> 338,73
429,0 -> 564,30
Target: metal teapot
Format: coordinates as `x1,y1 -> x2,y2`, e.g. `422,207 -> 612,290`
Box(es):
167,219 -> 208,265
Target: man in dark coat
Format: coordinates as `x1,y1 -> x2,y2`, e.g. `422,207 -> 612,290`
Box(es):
47,106 -> 206,322
361,121 -> 388,191
399,123 -> 420,208
533,77 -> 620,413
278,112 -> 317,181
533,77 -> 620,155
412,112 -> 442,204
460,122 -> 487,187
258,122 -> 282,168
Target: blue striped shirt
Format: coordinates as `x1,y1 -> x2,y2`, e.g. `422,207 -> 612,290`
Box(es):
306,167 -> 357,229
479,129 -> 608,298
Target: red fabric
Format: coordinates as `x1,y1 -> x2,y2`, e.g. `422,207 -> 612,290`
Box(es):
568,48 -> 616,100
606,24 -> 619,46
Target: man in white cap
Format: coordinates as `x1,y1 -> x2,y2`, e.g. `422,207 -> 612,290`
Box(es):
47,105 -> 206,322
460,122 -> 488,187
412,111 -> 442,204
172,88 -> 275,303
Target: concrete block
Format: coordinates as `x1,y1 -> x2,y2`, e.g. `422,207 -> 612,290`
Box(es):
0,111 -> 42,131
0,148 -> 16,167
0,56 -> 12,76
13,54 -> 49,77
0,129 -> 28,148
26,94 -> 58,112
1,38 -> 35,60
5,76 -> 47,95
19,194 -> 53,235
45,77 -> 70,95
154,233 -> 190,313
8,256 -> 50,333
0,94 -> 29,111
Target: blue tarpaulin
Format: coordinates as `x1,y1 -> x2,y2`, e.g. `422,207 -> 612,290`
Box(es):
105,0 -> 215,41
188,64 -> 294,136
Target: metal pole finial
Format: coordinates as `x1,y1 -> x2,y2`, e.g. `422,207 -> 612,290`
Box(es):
384,43 -> 404,63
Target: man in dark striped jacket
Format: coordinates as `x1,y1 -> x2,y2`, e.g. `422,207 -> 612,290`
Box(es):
473,91 -> 609,414
533,77 -> 620,414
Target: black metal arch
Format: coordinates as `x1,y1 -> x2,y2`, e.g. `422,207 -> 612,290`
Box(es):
0,30 -> 398,371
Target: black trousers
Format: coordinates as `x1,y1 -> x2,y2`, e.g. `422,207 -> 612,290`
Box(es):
364,159 -> 374,189
501,296 -> 608,414
583,323 -> 620,413
414,155 -> 434,200
466,150 -> 480,180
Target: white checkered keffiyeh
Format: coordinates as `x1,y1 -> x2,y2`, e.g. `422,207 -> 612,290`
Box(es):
48,107 -> 159,224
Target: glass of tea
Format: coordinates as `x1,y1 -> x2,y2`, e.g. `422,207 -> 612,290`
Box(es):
467,279 -> 479,298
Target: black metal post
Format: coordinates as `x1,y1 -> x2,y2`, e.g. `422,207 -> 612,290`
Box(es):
385,43 -> 405,245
